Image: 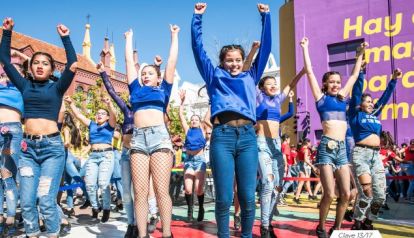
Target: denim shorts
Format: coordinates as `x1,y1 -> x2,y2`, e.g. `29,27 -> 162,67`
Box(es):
184,154 -> 206,172
298,161 -> 311,175
130,125 -> 172,155
316,135 -> 348,170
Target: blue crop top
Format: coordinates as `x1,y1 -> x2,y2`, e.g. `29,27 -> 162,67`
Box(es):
128,79 -> 172,113
89,121 -> 114,145
191,13 -> 271,123
184,127 -> 206,151
0,82 -> 23,114
256,88 -> 287,122
316,94 -> 347,122
349,72 -> 397,143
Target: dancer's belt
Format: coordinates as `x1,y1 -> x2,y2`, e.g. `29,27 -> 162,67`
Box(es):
23,132 -> 60,140
91,148 -> 113,153
355,144 -> 380,151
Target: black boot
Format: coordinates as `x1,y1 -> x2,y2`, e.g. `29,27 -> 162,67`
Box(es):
268,224 -> 277,238
197,194 -> 205,222
185,193 -> 194,222
92,208 -> 100,219
351,220 -> 363,230
260,225 -> 271,238
80,199 -> 91,209
124,224 -> 133,238
132,225 -> 139,238
101,209 -> 110,223
362,219 -> 374,230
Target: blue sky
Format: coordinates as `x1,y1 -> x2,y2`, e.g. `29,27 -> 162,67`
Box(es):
2,0 -> 284,85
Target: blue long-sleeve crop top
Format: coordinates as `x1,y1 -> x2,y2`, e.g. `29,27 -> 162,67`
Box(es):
184,127 -> 206,151
0,30 -> 77,122
89,121 -> 114,145
316,94 -> 347,122
0,81 -> 24,115
191,12 -> 271,124
101,72 -> 134,135
256,88 -> 287,122
128,78 -> 172,113
349,71 -> 397,143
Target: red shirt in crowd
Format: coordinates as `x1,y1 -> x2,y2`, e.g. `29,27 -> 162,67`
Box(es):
282,142 -> 294,165
290,148 -> 298,164
380,148 -> 396,167
404,146 -> 414,162
297,146 -> 310,162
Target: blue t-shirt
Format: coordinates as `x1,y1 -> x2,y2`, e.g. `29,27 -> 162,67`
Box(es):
0,82 -> 23,115
349,72 -> 397,143
89,121 -> 114,145
184,127 -> 206,151
316,94 -> 347,122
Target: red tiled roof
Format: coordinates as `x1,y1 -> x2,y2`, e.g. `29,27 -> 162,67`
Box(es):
0,29 -> 97,73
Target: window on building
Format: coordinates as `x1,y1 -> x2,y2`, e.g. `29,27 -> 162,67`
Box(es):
327,39 -> 364,78
75,85 -> 84,93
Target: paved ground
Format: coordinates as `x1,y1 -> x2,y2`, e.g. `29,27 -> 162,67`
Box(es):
15,193 -> 414,238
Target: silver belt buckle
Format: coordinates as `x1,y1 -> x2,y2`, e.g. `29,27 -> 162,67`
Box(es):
327,140 -> 338,150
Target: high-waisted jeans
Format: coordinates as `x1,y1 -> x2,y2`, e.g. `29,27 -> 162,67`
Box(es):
210,123 -> 258,238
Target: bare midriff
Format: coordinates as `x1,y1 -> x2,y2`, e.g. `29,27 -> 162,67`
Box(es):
0,107 -> 21,123
25,118 -> 59,135
134,109 -> 165,128
256,120 -> 280,139
356,134 -> 380,147
322,120 -> 347,141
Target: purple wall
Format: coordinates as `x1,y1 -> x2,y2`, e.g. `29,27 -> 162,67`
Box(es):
292,0 -> 414,144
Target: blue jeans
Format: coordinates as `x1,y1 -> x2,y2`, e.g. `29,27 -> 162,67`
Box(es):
352,146 -> 386,221
257,136 -> 284,227
346,136 -> 355,162
0,122 -> 22,217
112,149 -> 123,200
406,163 -> 414,198
19,135 -> 65,237
282,165 -> 298,194
184,154 -> 207,172
64,150 -> 84,209
85,150 -> 115,210
210,123 -> 258,238
120,147 -> 135,225
316,135 -> 348,169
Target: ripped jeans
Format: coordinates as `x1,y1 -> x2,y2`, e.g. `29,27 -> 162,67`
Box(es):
352,146 -> 386,221
0,122 -> 22,218
19,135 -> 65,237
257,136 -> 284,227
85,150 -> 115,210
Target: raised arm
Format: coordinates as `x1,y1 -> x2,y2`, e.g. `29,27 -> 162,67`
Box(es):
280,91 -> 295,123
102,96 -> 117,128
98,62 -> 129,115
300,37 -> 322,101
339,42 -> 368,97
125,29 -> 138,84
250,4 -> 271,84
191,3 -> 214,85
178,90 -> 189,134
242,41 -> 260,71
65,96 -> 91,126
348,70 -> 365,118
56,24 -> 78,94
373,68 -> 400,117
0,18 -> 27,90
164,25 -> 179,84
282,67 -> 306,96
203,105 -> 213,129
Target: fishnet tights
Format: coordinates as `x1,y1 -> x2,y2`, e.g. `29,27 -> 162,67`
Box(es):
131,150 -> 173,237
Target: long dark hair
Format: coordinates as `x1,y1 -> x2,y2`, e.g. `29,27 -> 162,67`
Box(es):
380,131 -> 395,150
219,44 -> 245,67
63,112 -> 82,149
321,71 -> 344,100
28,52 -> 59,81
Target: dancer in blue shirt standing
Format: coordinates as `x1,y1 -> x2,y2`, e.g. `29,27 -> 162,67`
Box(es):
191,3 -> 271,237
349,67 -> 400,230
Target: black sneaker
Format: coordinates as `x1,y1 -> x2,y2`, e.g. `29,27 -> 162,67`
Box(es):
124,224 -> 133,238
234,215 -> 241,230
101,209 -> 110,223
59,222 -> 71,237
92,208 -> 100,219
344,209 -> 354,222
268,224 -> 277,238
260,225 -> 271,238
65,208 -> 76,218
293,197 -> 301,204
315,225 -> 328,238
80,200 -> 91,209
362,219 -> 374,230
147,215 -> 159,234
351,220 -> 362,230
